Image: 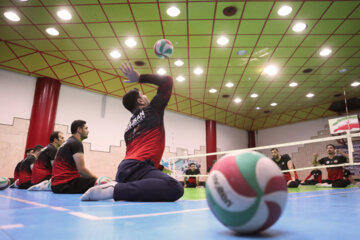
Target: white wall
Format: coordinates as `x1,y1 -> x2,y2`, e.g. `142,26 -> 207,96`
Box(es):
256,117 -> 333,157
0,69 -> 36,124
217,123 -> 247,151
56,85 -> 131,152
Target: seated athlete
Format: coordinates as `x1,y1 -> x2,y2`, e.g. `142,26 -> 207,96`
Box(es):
51,120 -> 98,194
271,148 -> 299,188
28,131 -> 65,191
184,163 -> 200,188
17,145 -> 43,189
10,148 -> 34,188
81,62 -> 184,201
314,144 -> 349,188
301,161 -> 322,185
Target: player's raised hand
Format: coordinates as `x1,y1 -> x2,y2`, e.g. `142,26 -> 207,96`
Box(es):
120,62 -> 140,83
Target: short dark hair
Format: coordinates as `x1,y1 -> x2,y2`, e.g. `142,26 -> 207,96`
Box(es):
189,163 -> 196,167
71,120 -> 86,134
271,148 -> 279,152
34,145 -> 44,152
25,148 -> 34,154
326,144 -> 335,149
50,131 -> 60,143
122,88 -> 140,113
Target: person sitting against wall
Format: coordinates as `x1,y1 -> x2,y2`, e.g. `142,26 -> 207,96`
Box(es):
271,148 -> 299,188
184,163 -> 200,188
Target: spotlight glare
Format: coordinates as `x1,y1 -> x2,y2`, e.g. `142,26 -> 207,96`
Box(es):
278,6 -> 292,16
166,7 -> 180,17
292,22 -> 307,32
57,9 -> 72,20
110,50 -> 121,59
4,11 -> 20,22
46,27 -> 59,36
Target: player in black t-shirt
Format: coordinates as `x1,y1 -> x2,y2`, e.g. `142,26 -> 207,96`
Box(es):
28,131 -> 65,191
17,145 -> 43,189
271,148 -> 299,188
314,144 -> 349,188
184,163 -> 200,188
9,148 -> 34,188
51,120 -> 97,194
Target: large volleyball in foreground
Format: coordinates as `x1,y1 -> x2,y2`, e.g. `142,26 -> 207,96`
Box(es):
153,39 -> 173,59
205,151 -> 288,234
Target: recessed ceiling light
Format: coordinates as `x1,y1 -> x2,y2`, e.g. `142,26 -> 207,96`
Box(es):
217,36 -> 229,46
225,82 -> 234,88
270,103 -> 277,106
209,88 -> 217,93
236,50 -> 247,56
166,6 -> 180,17
234,98 -> 241,103
4,11 -> 20,22
292,22 -> 307,32
57,9 -> 72,20
351,81 -> 360,87
289,82 -> 298,87
194,67 -> 203,75
339,68 -> 347,73
176,76 -> 185,82
157,68 -> 166,75
256,107 -> 261,110
263,65 -> 279,76
320,48 -> 332,57
250,93 -> 258,98
174,60 -> 184,67
125,38 -> 137,47
277,6 -> 292,16
306,93 -> 314,98
46,27 -> 59,36
110,50 -> 121,59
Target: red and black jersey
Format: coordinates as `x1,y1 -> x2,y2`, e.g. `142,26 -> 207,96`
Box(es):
51,136 -> 83,186
124,74 -> 173,168
318,155 -> 347,181
272,154 -> 299,181
17,155 -> 36,185
185,169 -> 200,184
304,169 -> 322,183
31,144 -> 57,184
14,160 -> 23,181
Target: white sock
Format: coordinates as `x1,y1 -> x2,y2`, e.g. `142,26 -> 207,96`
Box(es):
80,181 -> 117,201
27,180 -> 51,191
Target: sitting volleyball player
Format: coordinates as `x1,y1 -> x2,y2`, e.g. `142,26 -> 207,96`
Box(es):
51,120 -> 98,193
301,161 -> 322,185
314,144 -> 349,188
10,148 -> 34,188
28,131 -> 65,191
17,145 -> 43,189
81,62 -> 184,201
271,148 -> 299,188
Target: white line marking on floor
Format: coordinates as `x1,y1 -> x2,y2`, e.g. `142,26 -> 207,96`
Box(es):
0,195 -> 70,212
70,207 -> 210,221
289,189 -> 360,200
0,224 -> 24,229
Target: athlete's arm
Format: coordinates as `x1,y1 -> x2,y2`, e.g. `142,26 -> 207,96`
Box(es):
73,153 -> 97,179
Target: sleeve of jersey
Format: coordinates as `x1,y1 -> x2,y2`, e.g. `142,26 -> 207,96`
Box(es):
283,154 -> 291,163
70,140 -> 84,154
139,74 -> 173,112
304,173 -> 312,181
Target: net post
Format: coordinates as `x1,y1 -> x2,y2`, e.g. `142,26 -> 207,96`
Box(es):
347,130 -> 354,164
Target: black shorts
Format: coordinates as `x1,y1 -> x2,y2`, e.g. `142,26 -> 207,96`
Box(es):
18,181 -> 32,189
51,177 -> 96,194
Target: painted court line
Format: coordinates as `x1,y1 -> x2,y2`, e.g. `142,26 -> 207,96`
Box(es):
289,189 -> 360,200
0,224 -> 24,230
0,195 -> 70,212
69,207 -> 210,221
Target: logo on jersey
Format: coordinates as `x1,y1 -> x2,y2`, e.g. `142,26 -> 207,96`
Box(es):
125,110 -> 145,132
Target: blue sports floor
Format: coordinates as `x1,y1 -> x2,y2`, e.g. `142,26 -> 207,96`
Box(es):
0,187 -> 359,240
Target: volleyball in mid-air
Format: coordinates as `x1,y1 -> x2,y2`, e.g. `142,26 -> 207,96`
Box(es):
153,39 -> 174,59
206,151 -> 288,234
94,176 -> 113,186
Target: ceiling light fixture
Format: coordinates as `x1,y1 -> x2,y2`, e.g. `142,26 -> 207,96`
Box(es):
270,103 -> 277,106
176,76 -> 185,82
110,50 -> 121,59
250,93 -> 258,98
225,82 -> 234,88
289,82 -> 298,87
4,11 -> 20,22
292,22 -> 307,32
57,9 -> 72,20
217,36 -> 229,46
306,93 -> 314,98
209,88 -> 217,93
166,7 -> 180,17
194,67 -> 203,75
157,68 -> 166,75
125,38 -> 137,47
277,6 -> 292,16
320,48 -> 332,57
46,27 -> 59,36
234,98 -> 241,103
263,65 -> 279,76
174,60 -> 184,66
351,81 -> 360,87
256,107 -> 261,110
